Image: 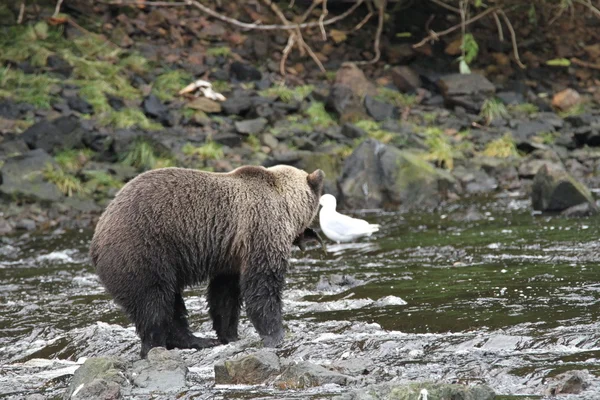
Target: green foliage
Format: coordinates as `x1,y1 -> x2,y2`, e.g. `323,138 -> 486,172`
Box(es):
182,141 -> 224,160
54,149 -> 94,172
558,103 -> 585,118
422,112 -> 438,125
83,170 -> 124,193
43,164 -> 88,197
119,53 -> 150,75
78,81 -> 112,114
461,33 -> 479,65
305,102 -> 336,128
121,139 -> 172,170
508,103 -> 539,115
0,68 -> 59,108
482,133 -> 519,158
152,70 -> 192,101
245,135 -> 261,152
480,98 -> 509,125
533,131 -> 559,145
376,87 -> 416,107
99,109 -> 162,130
422,128 -> 461,170
354,120 -> 394,144
211,80 -> 232,93
259,84 -> 314,103
206,46 -> 232,58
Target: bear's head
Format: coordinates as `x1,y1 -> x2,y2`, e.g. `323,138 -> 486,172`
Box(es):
266,165 -> 325,234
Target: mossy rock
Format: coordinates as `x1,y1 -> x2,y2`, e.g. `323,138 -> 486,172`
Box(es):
298,152 -> 344,197
531,164 -> 597,213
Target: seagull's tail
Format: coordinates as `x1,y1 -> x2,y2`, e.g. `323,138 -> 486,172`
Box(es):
368,223 -> 380,233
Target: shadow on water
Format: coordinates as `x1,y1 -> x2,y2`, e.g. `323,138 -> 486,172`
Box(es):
1,195 -> 599,399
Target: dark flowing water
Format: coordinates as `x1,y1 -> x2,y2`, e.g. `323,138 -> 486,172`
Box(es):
1,194 -> 599,399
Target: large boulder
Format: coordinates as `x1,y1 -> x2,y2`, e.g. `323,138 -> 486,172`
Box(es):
326,62 -> 376,123
214,350 -> 281,385
437,73 -> 495,112
129,347 -> 188,394
0,149 -> 63,202
531,164 -> 597,213
337,139 -> 456,210
334,381 -> 496,400
65,357 -> 128,400
20,115 -> 85,154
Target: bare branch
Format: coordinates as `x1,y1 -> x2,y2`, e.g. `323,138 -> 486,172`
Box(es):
53,0 -> 64,17
319,0 -> 328,40
280,35 -> 295,75
498,9 -> 525,69
413,6 -> 498,48
573,0 -> 600,18
100,0 -> 365,31
571,57 -> 600,70
347,0 -> 374,33
18,1 -> 25,24
428,0 -> 460,14
493,11 -> 504,42
353,0 -> 385,65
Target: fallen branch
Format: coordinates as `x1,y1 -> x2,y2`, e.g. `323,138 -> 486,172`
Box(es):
413,6 -> 498,48
571,57 -> 600,71
354,0 -> 385,65
497,9 -> 525,69
101,0 -> 364,31
18,1 -> 25,24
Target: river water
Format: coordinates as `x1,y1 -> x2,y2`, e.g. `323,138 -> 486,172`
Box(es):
1,193 -> 599,399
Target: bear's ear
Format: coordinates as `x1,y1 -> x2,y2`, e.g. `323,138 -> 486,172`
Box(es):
307,169 -> 325,194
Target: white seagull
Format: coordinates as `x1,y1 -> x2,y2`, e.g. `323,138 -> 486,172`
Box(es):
318,194 -> 380,243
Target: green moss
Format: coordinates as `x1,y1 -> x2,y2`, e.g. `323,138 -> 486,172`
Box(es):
533,131 -> 558,145
78,81 -> 112,114
480,98 -> 508,125
245,135 -> 261,152
558,103 -> 585,118
259,84 -> 314,103
99,109 -> 162,130
422,128 -> 461,170
305,102 -> 335,128
43,164 -> 88,197
83,170 -> 123,193
354,120 -> 394,144
55,149 -> 94,172
422,112 -> 437,125
121,139 -> 169,170
508,103 -> 539,115
211,80 -> 232,94
152,70 -> 192,101
0,68 -> 59,109
182,141 -> 224,160
118,53 -> 150,75
376,87 -> 416,107
482,132 -> 519,158
206,46 -> 232,58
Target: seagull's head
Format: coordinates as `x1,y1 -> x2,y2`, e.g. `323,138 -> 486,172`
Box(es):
319,194 -> 337,209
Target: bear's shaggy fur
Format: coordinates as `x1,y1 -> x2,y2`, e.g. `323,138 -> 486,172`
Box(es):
90,165 -> 324,358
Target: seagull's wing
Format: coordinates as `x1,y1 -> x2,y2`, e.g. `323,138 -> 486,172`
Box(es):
325,211 -> 379,235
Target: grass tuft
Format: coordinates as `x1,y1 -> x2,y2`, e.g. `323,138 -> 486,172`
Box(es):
375,87 -> 416,107
152,70 -> 192,101
99,109 -> 162,130
482,133 -> 519,158
305,102 -> 335,128
182,141 -> 224,160
43,164 -> 88,197
480,98 -> 509,125
422,128 -> 461,170
259,84 -> 314,103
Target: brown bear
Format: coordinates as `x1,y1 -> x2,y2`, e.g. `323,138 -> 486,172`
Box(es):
90,165 -> 324,358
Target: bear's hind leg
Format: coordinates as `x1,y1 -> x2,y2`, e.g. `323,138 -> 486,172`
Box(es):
242,264 -> 286,348
133,287 -> 173,359
208,274 -> 242,344
166,292 -> 220,351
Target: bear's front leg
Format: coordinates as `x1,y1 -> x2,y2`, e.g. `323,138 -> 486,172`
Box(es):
242,264 -> 286,348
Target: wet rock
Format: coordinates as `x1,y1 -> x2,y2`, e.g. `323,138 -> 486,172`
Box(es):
0,138 -> 28,159
214,350 -> 281,385
213,133 -> 243,147
452,166 -> 498,194
331,358 -> 374,377
437,73 -> 495,112
234,118 -> 267,135
514,120 -> 556,152
130,347 -> 187,394
187,97 -> 222,113
335,381 -> 495,400
316,274 -> 363,292
66,356 -> 128,400
532,164 -> 597,213
230,61 -> 262,82
274,361 -> 353,389
0,218 -> 14,235
0,149 -> 63,203
338,139 -> 456,210
142,94 -> 168,121
518,149 -> 564,178
544,370 -> 592,396
390,66 -> 421,93
364,95 -> 397,121
561,202 -> 600,217
552,88 -> 581,112
20,115 -> 84,155
66,96 -> 93,115
341,123 -> 367,139
16,219 -> 36,231
222,96 -> 253,115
